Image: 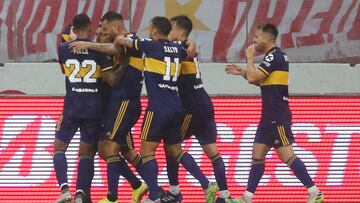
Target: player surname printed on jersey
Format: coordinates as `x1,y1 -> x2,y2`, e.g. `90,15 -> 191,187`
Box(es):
164,46 -> 179,53
73,49 -> 89,55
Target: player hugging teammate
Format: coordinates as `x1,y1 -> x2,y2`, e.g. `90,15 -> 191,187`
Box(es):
54,12 -> 324,203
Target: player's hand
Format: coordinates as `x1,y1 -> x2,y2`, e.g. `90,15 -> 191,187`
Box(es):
114,35 -> 126,46
246,44 -> 256,58
186,39 -> 197,57
69,41 -> 92,52
225,64 -> 245,76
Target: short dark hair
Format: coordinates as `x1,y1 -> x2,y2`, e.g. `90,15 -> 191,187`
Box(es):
170,15 -> 193,36
258,23 -> 278,40
150,16 -> 172,36
102,11 -> 123,22
72,13 -> 91,30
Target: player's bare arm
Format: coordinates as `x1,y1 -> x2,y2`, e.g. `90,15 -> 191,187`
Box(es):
186,39 -> 197,58
69,41 -> 118,55
245,44 -> 267,84
225,64 -> 247,78
102,67 -> 127,86
114,35 -> 133,48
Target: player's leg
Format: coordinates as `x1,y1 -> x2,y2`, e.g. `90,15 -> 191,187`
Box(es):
240,125 -> 272,203
139,110 -> 163,201
117,99 -> 146,178
100,100 -> 145,203
120,133 -> 148,202
162,113 -> 192,201
53,115 -> 78,203
74,117 -> 103,203
274,125 -> 324,203
164,111 -> 217,203
74,141 -> 97,203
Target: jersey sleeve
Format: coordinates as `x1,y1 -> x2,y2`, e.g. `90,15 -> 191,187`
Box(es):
257,52 -> 277,76
133,38 -> 153,54
97,53 -> 113,72
57,45 -> 65,73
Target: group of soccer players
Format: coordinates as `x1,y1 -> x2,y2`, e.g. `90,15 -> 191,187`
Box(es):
54,11 -> 325,203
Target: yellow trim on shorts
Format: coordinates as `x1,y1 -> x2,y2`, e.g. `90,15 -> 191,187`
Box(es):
277,125 -> 289,146
141,111 -> 154,140
181,114 -> 192,140
109,100 -> 129,139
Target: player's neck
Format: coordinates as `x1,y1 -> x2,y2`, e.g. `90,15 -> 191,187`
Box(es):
154,34 -> 168,41
264,43 -> 276,53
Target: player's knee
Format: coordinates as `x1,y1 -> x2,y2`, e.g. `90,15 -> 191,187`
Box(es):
174,150 -> 186,162
53,139 -> 68,152
79,142 -> 97,157
165,143 -> 182,158
141,154 -> 156,164
120,145 -> 131,155
163,144 -> 171,154
285,154 -> 297,167
97,141 -> 106,160
105,155 -> 121,164
202,144 -> 219,159
252,158 -> 265,165
78,153 -> 94,160
209,153 -> 222,163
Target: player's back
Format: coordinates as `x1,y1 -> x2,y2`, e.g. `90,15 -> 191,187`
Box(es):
258,47 -> 291,126
177,42 -> 211,110
58,38 -> 113,118
111,33 -> 144,101
134,38 -> 188,110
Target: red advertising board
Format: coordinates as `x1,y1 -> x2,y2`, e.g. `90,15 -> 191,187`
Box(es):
0,97 -> 360,202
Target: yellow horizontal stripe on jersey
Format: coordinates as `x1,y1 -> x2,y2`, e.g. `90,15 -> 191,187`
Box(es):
144,58 -> 179,76
260,71 -> 289,86
129,56 -> 144,71
180,61 -> 197,75
63,64 -> 102,78
258,66 -> 269,75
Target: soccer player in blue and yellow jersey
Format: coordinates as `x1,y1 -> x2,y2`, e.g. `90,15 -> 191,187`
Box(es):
54,13 -> 119,203
225,23 -> 324,203
71,11 -> 148,203
167,15 -> 241,203
115,16 -> 216,203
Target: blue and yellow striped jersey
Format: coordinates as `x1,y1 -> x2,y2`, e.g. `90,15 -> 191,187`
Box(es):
133,38 -> 188,109
58,38 -> 113,118
257,47 -> 292,126
111,33 -> 144,101
177,42 -> 210,110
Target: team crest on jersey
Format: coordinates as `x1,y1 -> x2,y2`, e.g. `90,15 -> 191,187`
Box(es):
265,53 -> 274,62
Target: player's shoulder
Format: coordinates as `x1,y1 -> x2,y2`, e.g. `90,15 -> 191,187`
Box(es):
264,47 -> 287,63
58,42 -> 70,50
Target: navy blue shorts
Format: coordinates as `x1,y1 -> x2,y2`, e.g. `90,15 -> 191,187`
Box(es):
182,104 -> 217,145
254,123 -> 294,148
104,99 -> 141,149
140,108 -> 182,145
55,114 -> 101,144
